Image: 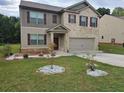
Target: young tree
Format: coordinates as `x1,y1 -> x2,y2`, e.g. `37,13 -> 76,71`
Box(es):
48,43 -> 56,69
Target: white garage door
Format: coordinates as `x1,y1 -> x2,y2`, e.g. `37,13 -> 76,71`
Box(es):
69,38 -> 95,51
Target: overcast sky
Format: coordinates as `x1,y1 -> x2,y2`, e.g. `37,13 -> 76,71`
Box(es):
0,0 -> 124,17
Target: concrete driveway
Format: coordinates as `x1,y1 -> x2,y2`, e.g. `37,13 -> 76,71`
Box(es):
56,51 -> 124,67
76,53 -> 124,67
93,53 -> 124,67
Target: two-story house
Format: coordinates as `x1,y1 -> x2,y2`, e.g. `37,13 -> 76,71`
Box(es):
19,0 -> 100,53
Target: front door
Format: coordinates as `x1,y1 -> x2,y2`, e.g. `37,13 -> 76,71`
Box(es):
54,38 -> 59,50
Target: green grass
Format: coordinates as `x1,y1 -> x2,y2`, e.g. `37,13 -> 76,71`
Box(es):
0,44 -> 20,57
99,43 -> 124,55
0,56 -> 124,92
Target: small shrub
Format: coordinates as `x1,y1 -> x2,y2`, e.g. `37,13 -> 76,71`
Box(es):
10,53 -> 13,56
48,43 -> 56,53
51,52 -> 56,57
23,54 -> 29,59
2,44 -> 12,57
39,52 -> 44,56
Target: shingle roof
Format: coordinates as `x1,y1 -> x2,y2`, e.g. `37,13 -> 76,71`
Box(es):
104,14 -> 124,20
101,14 -> 124,20
20,0 -> 100,16
64,0 -> 101,16
20,1 -> 64,12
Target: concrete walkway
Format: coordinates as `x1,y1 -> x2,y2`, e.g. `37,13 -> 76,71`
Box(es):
6,50 -> 124,67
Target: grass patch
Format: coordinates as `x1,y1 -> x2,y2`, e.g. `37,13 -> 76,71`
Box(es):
0,56 -> 124,92
99,43 -> 124,55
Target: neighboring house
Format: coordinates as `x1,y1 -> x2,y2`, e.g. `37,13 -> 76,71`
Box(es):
19,0 -> 100,53
99,14 -> 124,44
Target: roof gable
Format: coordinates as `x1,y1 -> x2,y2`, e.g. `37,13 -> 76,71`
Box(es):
65,0 -> 101,17
65,1 -> 88,11
47,24 -> 70,32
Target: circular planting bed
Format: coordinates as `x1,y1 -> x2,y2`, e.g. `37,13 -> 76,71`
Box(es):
37,65 -> 65,75
87,69 -> 108,77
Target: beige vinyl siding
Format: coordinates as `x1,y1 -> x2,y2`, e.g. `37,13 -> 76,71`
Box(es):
99,15 -> 124,44
20,8 -> 61,28
62,7 -> 99,50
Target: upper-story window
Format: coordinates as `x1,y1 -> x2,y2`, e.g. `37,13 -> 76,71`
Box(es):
52,15 -> 57,24
90,17 -> 98,27
27,11 -> 46,24
68,14 -> 76,23
80,16 -> 88,27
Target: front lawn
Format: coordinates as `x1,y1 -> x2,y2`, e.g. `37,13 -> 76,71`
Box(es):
99,43 -> 124,55
0,56 -> 124,92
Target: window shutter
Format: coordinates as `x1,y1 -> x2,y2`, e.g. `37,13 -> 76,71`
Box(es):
96,18 -> 98,27
90,17 -> 92,27
79,16 -> 82,26
68,14 -> 71,23
74,15 -> 76,23
44,34 -> 46,45
27,11 -> 30,23
27,34 -> 30,45
53,15 -> 55,23
86,17 -> 88,27
44,13 -> 46,24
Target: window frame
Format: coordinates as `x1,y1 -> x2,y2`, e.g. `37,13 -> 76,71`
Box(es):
28,34 -> 46,45
80,16 -> 88,27
52,15 -> 57,24
30,34 -> 38,45
68,14 -> 76,23
29,11 -> 44,25
90,17 -> 98,28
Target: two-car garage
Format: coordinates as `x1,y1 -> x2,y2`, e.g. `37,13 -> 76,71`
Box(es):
69,38 -> 95,51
